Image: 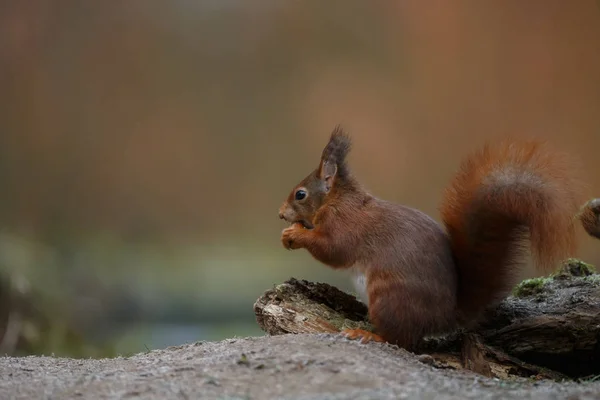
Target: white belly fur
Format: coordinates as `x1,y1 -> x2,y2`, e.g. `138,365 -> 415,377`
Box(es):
350,265 -> 369,305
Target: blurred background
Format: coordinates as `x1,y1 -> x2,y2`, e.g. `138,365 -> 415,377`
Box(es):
0,0 -> 599,358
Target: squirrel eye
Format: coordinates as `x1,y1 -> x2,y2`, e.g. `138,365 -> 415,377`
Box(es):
295,189 -> 307,201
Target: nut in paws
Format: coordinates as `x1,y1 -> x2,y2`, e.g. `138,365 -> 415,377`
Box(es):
281,224 -> 304,249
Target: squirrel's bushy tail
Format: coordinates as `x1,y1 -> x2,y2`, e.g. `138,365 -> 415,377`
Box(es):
440,140 -> 585,320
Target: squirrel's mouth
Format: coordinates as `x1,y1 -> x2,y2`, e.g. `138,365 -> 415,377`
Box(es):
280,210 -> 314,230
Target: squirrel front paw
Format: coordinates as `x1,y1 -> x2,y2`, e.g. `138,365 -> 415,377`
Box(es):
281,223 -> 305,250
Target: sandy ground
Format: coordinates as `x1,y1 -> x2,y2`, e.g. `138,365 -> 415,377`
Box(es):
1,333 -> 599,400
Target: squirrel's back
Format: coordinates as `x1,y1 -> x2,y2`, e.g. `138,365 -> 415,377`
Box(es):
440,139 -> 585,320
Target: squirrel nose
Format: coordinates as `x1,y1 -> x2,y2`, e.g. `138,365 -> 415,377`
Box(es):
279,211 -> 284,219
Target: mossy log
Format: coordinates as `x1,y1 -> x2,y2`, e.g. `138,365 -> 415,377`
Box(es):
253,260 -> 600,381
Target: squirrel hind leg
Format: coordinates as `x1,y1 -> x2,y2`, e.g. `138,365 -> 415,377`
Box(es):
365,271 -> 457,351
340,328 -> 385,344
367,303 -> 423,350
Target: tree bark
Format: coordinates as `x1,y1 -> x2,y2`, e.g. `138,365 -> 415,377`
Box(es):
253,260 -> 600,381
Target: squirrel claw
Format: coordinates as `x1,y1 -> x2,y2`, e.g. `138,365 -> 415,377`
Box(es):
340,328 -> 385,344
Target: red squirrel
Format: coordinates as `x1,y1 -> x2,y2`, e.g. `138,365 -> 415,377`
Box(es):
278,127 -> 585,350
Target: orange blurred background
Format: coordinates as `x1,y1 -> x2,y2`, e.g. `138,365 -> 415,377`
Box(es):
0,0 -> 599,356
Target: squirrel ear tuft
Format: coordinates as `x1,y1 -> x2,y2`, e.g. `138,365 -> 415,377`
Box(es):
318,125 -> 351,183
321,125 -> 351,163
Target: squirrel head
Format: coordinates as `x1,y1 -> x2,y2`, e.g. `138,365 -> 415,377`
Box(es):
579,198 -> 600,239
279,126 -> 352,229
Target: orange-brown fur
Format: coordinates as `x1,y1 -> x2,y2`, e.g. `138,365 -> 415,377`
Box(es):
341,329 -> 385,344
279,127 -> 585,350
440,140 -> 584,321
